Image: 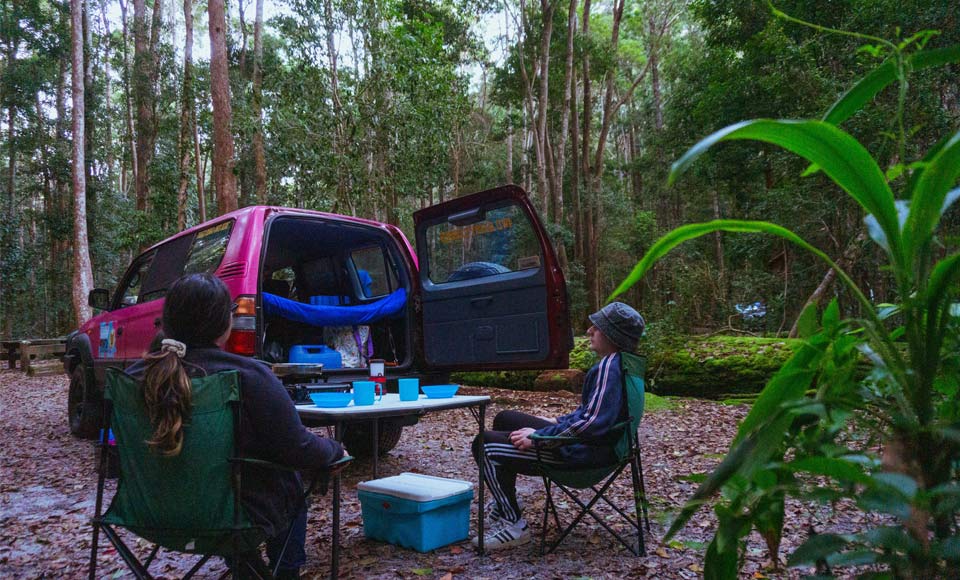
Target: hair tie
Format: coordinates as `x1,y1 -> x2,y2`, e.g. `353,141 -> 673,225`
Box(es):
160,339 -> 187,358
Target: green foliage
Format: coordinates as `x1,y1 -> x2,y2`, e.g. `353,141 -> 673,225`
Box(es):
615,9 -> 960,577
568,336 -> 598,372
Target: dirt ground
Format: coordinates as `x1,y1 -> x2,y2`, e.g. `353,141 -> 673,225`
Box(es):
0,368 -> 867,579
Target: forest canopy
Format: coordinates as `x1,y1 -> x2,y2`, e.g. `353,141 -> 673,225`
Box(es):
1,0 -> 958,337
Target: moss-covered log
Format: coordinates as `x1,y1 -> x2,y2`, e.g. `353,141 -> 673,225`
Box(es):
454,335 -> 802,399
645,336 -> 800,398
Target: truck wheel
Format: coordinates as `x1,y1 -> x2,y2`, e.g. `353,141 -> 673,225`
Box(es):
68,364 -> 102,439
341,419 -> 404,458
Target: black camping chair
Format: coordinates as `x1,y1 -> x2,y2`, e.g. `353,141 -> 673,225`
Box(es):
529,352 -> 650,556
89,369 -> 352,579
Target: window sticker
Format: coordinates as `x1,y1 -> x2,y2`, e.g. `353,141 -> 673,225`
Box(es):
438,217 -> 513,245
99,321 -> 117,359
516,255 -> 541,269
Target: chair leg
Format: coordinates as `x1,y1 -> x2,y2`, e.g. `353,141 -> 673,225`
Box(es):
547,465 -> 643,556
143,544 -> 160,568
100,524 -> 155,579
88,521 -> 101,580
636,450 -> 650,531
630,457 -> 647,556
183,554 -> 214,579
540,478 -> 552,556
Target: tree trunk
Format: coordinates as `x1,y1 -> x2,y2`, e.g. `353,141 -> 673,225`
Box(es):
324,0 -> 346,209
71,0 -> 94,325
119,0 -> 137,196
100,3 -> 116,194
208,0 -> 237,213
132,0 -> 161,212
506,117 -> 514,184
177,0 -> 195,230
251,0 -> 267,203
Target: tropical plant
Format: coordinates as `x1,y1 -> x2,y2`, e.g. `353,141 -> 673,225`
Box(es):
609,10 -> 960,578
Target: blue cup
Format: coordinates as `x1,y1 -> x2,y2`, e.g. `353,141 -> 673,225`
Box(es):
398,378 -> 420,402
353,381 -> 380,406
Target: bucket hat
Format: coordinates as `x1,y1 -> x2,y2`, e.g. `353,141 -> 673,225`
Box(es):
588,302 -> 645,352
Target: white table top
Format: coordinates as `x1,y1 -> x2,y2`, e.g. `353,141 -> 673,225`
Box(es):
295,392 -> 491,422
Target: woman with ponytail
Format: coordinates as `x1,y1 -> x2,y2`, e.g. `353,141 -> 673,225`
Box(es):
125,273 -> 344,579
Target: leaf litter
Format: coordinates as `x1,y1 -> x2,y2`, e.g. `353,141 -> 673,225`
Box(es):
0,370 -> 876,578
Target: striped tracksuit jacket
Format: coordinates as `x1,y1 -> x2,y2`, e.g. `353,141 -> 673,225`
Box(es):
472,352 -> 625,523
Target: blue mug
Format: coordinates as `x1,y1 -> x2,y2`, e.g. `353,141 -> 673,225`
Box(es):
353,381 -> 381,406
398,378 -> 420,401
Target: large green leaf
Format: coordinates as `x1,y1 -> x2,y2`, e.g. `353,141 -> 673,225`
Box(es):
903,131 -> 960,256
668,120 -> 900,264
926,251 -> 960,323
823,46 -> 960,126
785,457 -> 872,485
610,220 -> 874,327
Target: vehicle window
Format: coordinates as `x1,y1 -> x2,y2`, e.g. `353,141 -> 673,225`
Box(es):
350,246 -> 398,299
139,234 -> 194,304
117,253 -> 156,307
424,203 -> 541,284
182,221 -> 233,275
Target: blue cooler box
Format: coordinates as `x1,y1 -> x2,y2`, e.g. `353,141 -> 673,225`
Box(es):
288,344 -> 342,369
358,473 -> 474,552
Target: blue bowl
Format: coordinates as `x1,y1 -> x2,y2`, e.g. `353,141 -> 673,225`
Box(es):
420,384 -> 459,399
309,392 -> 353,407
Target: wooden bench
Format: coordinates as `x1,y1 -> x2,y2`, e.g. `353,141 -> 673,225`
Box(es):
1,340 -> 22,369
2,339 -> 67,375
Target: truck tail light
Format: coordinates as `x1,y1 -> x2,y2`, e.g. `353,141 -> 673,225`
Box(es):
225,295 -> 257,356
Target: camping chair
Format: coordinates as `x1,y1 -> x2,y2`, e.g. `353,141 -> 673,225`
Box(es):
88,369 -> 352,579
529,351 -> 650,556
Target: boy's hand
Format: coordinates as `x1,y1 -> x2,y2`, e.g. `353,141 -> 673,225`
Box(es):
510,428 -> 536,451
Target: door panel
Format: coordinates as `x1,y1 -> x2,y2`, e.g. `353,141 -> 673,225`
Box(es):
414,185 -> 571,371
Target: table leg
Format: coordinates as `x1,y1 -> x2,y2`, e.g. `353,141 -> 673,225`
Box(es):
372,419 -> 379,479
331,422 -> 343,580
477,402 -> 486,555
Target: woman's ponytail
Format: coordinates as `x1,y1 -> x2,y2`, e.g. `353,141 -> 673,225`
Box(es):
142,340 -> 192,456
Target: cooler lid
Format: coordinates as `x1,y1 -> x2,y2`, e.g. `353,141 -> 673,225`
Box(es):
357,472 -> 473,502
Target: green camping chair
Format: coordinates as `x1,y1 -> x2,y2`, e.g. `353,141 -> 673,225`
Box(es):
529,352 -> 650,556
88,369 -> 352,579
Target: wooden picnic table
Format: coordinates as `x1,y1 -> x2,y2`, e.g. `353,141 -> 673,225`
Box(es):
1,338 -> 66,374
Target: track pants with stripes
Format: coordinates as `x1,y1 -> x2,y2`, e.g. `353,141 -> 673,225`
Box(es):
472,410 -> 565,523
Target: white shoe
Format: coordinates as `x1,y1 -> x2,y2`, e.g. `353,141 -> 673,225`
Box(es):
472,519 -> 531,550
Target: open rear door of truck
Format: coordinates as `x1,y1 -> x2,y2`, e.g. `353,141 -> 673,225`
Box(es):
413,185 -> 572,372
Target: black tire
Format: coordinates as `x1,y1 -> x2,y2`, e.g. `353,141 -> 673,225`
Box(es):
68,363 -> 102,439
341,419 -> 404,458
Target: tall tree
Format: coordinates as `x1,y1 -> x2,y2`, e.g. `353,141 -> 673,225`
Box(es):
71,0 -> 94,325
176,0 -> 195,229
208,0 -> 237,213
251,0 -> 266,203
131,0 -> 161,212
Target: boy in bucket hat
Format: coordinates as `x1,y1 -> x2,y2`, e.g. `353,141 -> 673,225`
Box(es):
471,302 -> 645,550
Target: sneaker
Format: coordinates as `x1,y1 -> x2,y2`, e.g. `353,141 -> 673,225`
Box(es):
472,519 -> 531,550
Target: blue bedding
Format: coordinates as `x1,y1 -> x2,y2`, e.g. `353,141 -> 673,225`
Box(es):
262,288 -> 407,327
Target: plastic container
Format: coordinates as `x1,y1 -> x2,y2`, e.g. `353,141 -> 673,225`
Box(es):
288,344 -> 342,369
420,384 -> 459,399
358,473 -> 474,552
398,378 -> 420,401
309,392 -> 353,407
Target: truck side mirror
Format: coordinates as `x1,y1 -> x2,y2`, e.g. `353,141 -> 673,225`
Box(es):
88,289 -> 111,310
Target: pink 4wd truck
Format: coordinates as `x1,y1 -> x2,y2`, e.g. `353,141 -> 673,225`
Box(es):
65,186 -> 572,454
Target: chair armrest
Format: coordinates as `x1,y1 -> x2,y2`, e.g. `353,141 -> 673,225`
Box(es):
529,421 -> 631,447
232,457 -> 299,472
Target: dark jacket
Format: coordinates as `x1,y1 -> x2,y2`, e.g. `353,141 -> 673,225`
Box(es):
534,352 -> 625,465
125,346 -> 343,538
